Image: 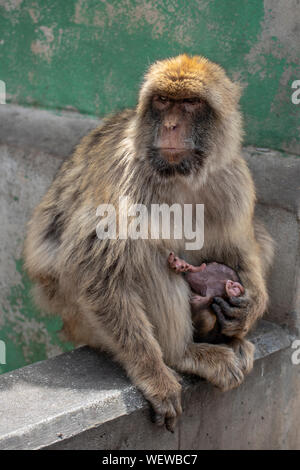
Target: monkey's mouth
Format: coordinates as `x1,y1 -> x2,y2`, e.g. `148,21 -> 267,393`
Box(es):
159,148 -> 190,164
148,147 -> 205,177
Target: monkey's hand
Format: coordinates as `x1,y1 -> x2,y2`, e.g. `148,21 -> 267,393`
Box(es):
211,292 -> 265,338
168,252 -> 191,273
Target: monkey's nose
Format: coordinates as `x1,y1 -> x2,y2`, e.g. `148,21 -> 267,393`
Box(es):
165,123 -> 177,131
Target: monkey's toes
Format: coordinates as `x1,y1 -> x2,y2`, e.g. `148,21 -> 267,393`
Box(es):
149,385 -> 182,432
231,338 -> 255,376
209,347 -> 244,391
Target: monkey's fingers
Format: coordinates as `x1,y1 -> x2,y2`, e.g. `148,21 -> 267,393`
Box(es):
169,255 -> 190,273
174,258 -> 183,273
228,295 -> 250,308
166,395 -> 182,432
212,304 -> 242,337
168,254 -> 181,272
213,297 -> 239,318
180,263 -> 191,272
211,303 -> 227,326
165,416 -> 177,433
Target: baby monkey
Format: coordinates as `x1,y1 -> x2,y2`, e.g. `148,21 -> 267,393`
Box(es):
168,253 -> 244,343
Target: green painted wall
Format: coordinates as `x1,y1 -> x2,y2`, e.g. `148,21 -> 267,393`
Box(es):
0,0 -> 299,153
0,259 -> 73,375
0,0 -> 299,374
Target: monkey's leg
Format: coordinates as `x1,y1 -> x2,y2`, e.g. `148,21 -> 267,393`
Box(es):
81,290 -> 182,432
174,342 -> 245,391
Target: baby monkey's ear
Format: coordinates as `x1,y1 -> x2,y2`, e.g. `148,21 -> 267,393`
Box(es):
225,280 -> 245,298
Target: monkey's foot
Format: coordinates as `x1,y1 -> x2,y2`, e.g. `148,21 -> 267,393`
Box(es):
206,346 -> 245,391
228,338 -> 254,376
177,343 -> 244,392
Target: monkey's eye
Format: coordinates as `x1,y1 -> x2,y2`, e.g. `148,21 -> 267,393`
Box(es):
183,98 -> 200,104
153,95 -> 170,109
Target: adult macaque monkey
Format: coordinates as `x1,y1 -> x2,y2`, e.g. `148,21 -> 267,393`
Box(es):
24,55 -> 274,432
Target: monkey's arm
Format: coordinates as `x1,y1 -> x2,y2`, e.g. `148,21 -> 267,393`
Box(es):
168,252 -> 206,273
211,237 -> 268,338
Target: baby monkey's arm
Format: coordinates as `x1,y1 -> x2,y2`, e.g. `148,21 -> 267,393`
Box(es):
168,252 -> 206,274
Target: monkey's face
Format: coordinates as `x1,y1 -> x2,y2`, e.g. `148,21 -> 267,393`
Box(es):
137,55 -> 241,179
146,94 -> 215,177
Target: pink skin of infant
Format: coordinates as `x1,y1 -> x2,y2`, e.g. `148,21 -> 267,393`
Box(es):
168,252 -> 244,309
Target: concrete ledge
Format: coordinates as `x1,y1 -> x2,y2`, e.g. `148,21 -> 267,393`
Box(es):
0,104 -> 99,157
0,320 -> 292,450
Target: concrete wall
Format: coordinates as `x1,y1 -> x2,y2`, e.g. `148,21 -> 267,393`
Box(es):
0,0 -> 299,153
0,106 -> 98,374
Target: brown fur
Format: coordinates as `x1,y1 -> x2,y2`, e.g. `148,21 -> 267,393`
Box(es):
24,54 -> 274,431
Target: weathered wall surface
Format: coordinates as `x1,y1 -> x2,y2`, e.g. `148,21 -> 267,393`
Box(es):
0,0 -> 299,153
0,106 -> 98,374
0,143 -> 72,374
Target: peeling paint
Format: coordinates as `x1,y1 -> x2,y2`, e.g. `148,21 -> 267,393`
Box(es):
245,1 -> 299,75
242,0 -> 300,153
28,7 -> 40,24
31,25 -> 55,63
0,0 -> 23,12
